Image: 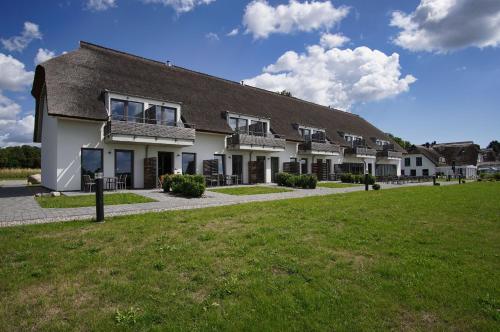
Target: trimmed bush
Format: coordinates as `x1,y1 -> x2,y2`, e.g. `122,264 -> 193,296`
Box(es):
166,174 -> 205,197
434,182 -> 441,186
494,173 -> 500,181
275,173 -> 317,189
341,173 -> 353,183
372,183 -> 380,190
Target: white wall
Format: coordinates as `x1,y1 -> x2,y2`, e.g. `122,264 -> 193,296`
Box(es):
376,157 -> 402,176
40,95 -> 58,190
401,154 -> 436,176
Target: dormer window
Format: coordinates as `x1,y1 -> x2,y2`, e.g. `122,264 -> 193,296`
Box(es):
229,117 -> 248,133
227,113 -> 269,137
249,120 -> 267,136
111,99 -> 144,123
344,133 -> 363,147
298,126 -> 326,142
376,139 -> 390,146
146,105 -> 177,126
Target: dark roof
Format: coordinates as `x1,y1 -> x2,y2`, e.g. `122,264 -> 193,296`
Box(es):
32,41 -> 404,152
406,142 -> 480,166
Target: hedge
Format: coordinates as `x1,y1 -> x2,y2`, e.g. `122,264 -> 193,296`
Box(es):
276,173 -> 317,189
162,174 -> 205,198
340,173 -> 375,185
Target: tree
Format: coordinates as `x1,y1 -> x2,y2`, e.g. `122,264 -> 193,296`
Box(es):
0,145 -> 41,168
279,90 -> 293,97
386,133 -> 412,150
487,140 -> 500,154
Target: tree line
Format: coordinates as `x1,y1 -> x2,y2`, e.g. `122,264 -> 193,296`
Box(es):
0,145 -> 41,169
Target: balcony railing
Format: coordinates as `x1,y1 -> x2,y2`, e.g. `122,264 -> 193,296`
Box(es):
377,149 -> 403,158
227,131 -> 286,149
298,140 -> 340,154
346,146 -> 377,156
105,115 -> 195,141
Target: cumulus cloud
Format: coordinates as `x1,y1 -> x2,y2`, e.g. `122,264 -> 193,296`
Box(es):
1,22 -> 42,52
320,32 -> 349,48
0,53 -> 34,91
86,0 -> 117,11
243,0 -> 350,39
142,0 -> 215,13
244,42 -> 416,110
227,28 -> 239,37
390,0 -> 500,53
34,48 -> 56,65
0,93 -> 34,146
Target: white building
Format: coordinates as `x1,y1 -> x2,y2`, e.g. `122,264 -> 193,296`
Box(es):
401,142 -> 479,179
32,41 -> 404,191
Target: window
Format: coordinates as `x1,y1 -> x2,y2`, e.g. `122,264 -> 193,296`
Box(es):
146,105 -> 177,126
401,169 -> 405,175
423,169 -> 429,176
229,117 -> 248,133
81,148 -> 103,191
290,157 -> 297,162
232,155 -> 243,178
110,99 -> 144,123
411,169 -> 416,176
301,158 -> 308,174
405,158 -> 411,167
214,154 -> 225,175
182,153 -> 196,175
249,120 -> 267,136
300,128 -> 311,140
416,157 -> 422,166
312,130 -> 325,142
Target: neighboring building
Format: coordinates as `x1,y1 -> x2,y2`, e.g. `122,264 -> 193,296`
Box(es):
477,148 -> 500,173
32,41 -> 404,191
401,142 -> 480,178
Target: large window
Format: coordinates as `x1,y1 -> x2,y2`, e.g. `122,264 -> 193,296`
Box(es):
115,150 -> 134,188
229,117 -> 248,133
405,158 -> 411,167
249,120 -> 267,136
110,99 -> 144,123
81,148 -> 103,190
300,128 -> 311,140
416,157 -> 422,166
301,158 -> 308,174
232,155 -> 243,179
214,154 -> 225,175
146,105 -> 177,126
182,153 -> 196,175
423,169 -> 429,176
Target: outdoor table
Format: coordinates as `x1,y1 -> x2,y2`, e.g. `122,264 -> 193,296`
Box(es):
104,177 -> 118,191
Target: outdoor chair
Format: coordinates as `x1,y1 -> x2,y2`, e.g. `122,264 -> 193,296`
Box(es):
83,175 -> 95,192
116,174 -> 127,190
205,175 -> 218,187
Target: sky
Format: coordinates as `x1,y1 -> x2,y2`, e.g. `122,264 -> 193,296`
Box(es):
0,0 -> 499,147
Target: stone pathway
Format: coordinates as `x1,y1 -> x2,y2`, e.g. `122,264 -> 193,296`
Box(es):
0,181 -> 459,228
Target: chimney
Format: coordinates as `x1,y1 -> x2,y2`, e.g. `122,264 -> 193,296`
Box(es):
166,60 -> 172,67
240,80 -> 244,85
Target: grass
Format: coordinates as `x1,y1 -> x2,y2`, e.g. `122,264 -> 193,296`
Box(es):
35,193 -> 156,208
317,182 -> 362,188
1,182 -> 499,331
0,168 -> 40,180
209,185 -> 293,195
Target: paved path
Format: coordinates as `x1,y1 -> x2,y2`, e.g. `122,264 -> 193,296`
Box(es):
0,181 -> 459,228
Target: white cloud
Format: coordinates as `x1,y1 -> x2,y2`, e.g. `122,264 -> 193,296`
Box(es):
86,0 -> 117,11
34,48 -> 56,65
1,22 -> 42,52
390,0 -> 500,53
0,93 -> 34,146
0,53 -> 34,91
320,32 -> 349,48
205,32 -> 219,41
243,0 -> 350,39
142,0 -> 215,13
245,42 -> 416,110
227,28 -> 239,37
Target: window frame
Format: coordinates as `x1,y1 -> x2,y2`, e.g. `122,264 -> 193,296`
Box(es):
416,157 -> 423,167
405,157 -> 411,167
182,152 -> 197,175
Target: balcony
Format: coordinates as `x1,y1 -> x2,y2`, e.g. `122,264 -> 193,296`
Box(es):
298,140 -> 340,155
104,116 -> 195,146
377,149 -> 403,159
227,131 -> 286,151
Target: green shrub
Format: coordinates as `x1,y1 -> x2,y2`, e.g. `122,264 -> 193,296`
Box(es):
162,174 -> 173,192
168,174 -> 205,197
276,173 -> 293,187
275,173 -> 317,189
434,182 -> 441,186
366,174 -> 375,185
494,173 -> 500,181
341,173 -> 353,183
372,183 -> 380,190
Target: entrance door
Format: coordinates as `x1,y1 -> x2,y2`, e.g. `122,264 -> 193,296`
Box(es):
271,157 -> 279,183
158,152 -> 174,176
256,156 -> 266,183
368,163 -> 373,175
115,150 -> 134,189
232,155 -> 243,182
81,148 -> 103,191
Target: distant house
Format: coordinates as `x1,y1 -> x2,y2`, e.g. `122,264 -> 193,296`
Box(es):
477,148 -> 500,173
401,141 -> 480,178
32,41 -> 405,191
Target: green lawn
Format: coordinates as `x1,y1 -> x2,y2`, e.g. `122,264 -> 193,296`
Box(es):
36,193 -> 156,208
209,185 -> 293,195
317,182 -> 363,188
1,183 -> 499,331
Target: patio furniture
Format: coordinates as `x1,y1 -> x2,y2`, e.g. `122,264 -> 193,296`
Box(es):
116,174 -> 127,190
83,175 -> 95,192
205,175 -> 218,187
105,177 -> 117,191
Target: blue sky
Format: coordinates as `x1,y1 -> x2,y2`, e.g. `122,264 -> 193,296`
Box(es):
0,0 -> 499,147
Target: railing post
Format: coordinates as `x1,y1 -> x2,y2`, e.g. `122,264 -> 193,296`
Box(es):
95,172 -> 104,223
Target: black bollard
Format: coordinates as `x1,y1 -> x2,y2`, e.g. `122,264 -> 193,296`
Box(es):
365,173 -> 369,191
459,175 -> 462,184
433,175 -> 436,185
95,172 -> 104,223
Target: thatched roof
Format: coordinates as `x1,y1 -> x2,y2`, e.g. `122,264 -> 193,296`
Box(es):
407,142 -> 480,166
32,41 -> 404,152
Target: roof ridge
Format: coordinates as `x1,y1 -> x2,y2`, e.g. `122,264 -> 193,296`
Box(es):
79,40 -> 358,118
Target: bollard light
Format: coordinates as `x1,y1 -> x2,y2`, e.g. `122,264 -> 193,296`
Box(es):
364,173 -> 369,191
95,172 -> 104,223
